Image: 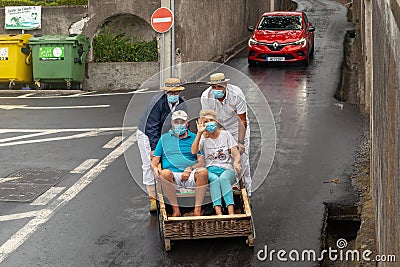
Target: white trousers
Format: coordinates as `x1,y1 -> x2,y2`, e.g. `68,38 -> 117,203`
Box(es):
241,136 -> 252,196
136,130 -> 155,186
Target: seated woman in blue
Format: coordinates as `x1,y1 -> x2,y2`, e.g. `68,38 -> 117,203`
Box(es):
191,109 -> 241,215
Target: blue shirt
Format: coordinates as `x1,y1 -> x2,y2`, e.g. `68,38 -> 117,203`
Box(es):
153,130 -> 198,172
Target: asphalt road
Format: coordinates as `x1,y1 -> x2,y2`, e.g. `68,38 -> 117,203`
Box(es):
0,0 -> 365,266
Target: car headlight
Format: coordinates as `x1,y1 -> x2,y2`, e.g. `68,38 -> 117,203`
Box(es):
293,37 -> 307,48
248,38 -> 260,46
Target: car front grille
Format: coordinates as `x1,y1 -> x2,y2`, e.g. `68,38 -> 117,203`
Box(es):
265,43 -> 284,51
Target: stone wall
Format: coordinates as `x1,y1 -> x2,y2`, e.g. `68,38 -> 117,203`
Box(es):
370,0 -> 400,262
354,0 -> 400,264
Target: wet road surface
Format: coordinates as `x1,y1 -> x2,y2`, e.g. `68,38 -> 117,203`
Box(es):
0,0 -> 365,266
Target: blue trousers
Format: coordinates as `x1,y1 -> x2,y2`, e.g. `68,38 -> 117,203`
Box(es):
207,166 -> 236,207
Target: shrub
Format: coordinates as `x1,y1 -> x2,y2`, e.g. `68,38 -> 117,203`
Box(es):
93,29 -> 158,62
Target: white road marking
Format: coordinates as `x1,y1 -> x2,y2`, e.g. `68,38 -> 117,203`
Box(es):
0,127 -> 136,133
17,93 -> 36,98
70,159 -> 99,174
0,130 -> 58,143
30,187 -> 65,206
0,133 -> 137,263
103,136 -> 123,149
0,90 -> 158,99
0,177 -> 21,183
0,127 -> 136,147
0,105 -> 27,110
134,90 -> 160,94
0,211 -> 39,222
0,131 -> 108,147
0,105 -> 110,110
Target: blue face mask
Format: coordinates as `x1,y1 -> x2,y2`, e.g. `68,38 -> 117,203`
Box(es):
205,121 -> 217,133
167,94 -> 179,103
212,89 -> 224,99
173,124 -> 187,135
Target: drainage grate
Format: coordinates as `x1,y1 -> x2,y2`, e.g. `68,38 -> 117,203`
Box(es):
321,204 -> 361,266
0,169 -> 69,202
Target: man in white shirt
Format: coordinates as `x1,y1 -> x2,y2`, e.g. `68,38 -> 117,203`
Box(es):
200,73 -> 252,195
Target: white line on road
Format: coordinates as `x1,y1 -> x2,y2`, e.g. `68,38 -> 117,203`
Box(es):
0,133 -> 137,263
0,177 -> 21,183
0,127 -> 136,133
0,130 -> 58,143
22,105 -> 110,110
17,93 -> 36,98
70,159 -> 99,174
0,105 -> 110,110
0,131 -> 100,147
0,211 -> 39,222
0,128 -> 136,147
103,136 -> 123,149
30,187 -> 65,206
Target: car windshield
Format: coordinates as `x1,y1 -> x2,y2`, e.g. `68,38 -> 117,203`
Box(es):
257,16 -> 302,30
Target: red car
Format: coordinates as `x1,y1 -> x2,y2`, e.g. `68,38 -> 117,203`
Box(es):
247,11 -> 315,66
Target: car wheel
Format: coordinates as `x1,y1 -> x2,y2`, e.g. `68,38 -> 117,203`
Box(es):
248,59 -> 257,67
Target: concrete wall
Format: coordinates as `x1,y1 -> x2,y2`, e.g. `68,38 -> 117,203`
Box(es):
86,62 -> 159,91
174,0 -> 273,63
354,0 -> 400,263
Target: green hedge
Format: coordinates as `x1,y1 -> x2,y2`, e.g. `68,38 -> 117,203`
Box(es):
0,0 -> 88,6
93,29 -> 158,63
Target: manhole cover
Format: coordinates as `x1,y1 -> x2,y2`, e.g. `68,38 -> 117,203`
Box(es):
0,169 -> 69,202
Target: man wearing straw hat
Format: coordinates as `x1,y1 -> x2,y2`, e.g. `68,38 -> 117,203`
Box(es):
200,73 -> 252,195
137,78 -> 186,213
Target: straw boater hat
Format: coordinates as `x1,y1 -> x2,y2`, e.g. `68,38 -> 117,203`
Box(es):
207,73 -> 230,84
161,77 -> 185,91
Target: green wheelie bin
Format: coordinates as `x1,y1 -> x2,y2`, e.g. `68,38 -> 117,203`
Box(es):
0,34 -> 32,89
29,34 -> 90,89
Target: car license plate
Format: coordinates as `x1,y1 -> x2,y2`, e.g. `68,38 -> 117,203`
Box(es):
267,57 -> 285,62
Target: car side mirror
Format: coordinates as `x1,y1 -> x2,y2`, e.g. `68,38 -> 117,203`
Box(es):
248,26 -> 254,32
308,26 -> 315,32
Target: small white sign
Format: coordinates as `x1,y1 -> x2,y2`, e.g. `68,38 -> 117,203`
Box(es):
0,48 -> 8,60
5,6 -> 41,30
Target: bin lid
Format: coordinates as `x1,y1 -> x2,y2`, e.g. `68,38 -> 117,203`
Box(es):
29,34 -> 89,44
0,34 -> 32,44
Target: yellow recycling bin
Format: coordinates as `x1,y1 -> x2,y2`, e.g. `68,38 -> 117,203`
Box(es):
0,34 -> 33,89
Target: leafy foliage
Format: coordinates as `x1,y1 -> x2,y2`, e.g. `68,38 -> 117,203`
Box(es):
0,0 -> 88,6
93,29 -> 158,62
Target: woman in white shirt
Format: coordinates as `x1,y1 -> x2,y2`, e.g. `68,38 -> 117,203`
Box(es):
191,109 -> 242,215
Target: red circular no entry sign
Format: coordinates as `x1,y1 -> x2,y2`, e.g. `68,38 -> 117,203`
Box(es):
151,7 -> 174,33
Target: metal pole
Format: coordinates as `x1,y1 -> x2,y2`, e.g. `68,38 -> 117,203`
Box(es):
161,33 -> 165,86
171,0 -> 175,77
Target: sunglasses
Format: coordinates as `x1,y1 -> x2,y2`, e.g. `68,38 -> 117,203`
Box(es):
211,85 -> 225,89
166,91 -> 181,95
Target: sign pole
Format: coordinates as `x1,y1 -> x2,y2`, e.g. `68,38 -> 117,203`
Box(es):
171,0 -> 175,77
161,33 -> 165,89
151,6 -> 174,87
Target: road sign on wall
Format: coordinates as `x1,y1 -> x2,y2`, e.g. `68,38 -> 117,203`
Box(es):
151,7 -> 174,33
